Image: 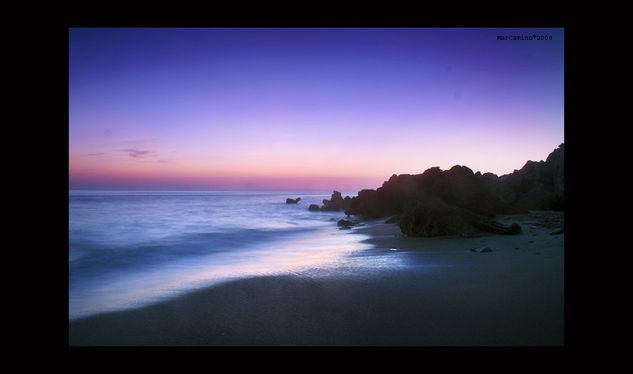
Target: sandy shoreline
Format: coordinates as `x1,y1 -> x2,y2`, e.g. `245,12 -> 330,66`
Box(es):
68,211 -> 564,346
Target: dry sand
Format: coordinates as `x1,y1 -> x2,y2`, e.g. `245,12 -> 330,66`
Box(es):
68,211 -> 564,346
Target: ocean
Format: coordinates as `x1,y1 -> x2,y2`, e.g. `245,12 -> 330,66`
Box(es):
68,190 -> 374,320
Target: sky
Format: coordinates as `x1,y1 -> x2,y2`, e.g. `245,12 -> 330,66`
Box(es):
69,28 -> 564,191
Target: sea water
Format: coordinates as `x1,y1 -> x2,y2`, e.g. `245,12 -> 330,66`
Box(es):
68,190 -> 373,320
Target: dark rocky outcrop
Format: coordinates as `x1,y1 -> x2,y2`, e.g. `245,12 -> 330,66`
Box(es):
319,191 -> 352,212
396,195 -> 523,237
345,165 -> 517,219
342,144 -> 563,237
497,143 -> 564,211
397,195 -> 473,237
308,204 -> 320,211
286,197 -> 301,204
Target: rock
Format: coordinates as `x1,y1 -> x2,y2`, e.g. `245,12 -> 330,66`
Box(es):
385,216 -> 399,224
497,144 -> 564,211
308,204 -> 320,211
321,191 -> 352,211
337,219 -> 354,229
478,246 -> 493,253
286,197 -> 301,204
547,143 -> 564,197
337,144 -> 563,237
344,189 -> 386,218
397,195 -> 473,237
396,194 -> 521,238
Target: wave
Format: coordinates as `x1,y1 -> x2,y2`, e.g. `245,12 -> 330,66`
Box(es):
69,225 -> 322,279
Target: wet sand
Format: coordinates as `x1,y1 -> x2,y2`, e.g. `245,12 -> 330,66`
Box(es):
68,211 -> 564,346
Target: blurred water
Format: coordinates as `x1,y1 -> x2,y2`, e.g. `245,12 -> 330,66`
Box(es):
69,190 -> 370,320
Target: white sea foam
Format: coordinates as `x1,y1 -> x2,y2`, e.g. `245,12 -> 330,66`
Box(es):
68,190 -> 370,320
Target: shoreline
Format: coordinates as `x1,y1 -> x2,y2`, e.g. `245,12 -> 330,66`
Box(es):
69,211 -> 564,346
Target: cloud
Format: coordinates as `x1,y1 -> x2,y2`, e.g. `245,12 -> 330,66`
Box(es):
121,148 -> 152,158
87,152 -> 107,156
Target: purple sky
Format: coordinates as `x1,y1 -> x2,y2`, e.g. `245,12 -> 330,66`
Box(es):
69,28 -> 564,191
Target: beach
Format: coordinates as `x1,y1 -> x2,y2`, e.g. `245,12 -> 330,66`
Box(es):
68,211 -> 564,346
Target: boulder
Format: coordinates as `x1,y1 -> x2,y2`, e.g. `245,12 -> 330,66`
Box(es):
321,191 -> 352,211
337,219 -> 354,229
308,204 -> 320,211
286,197 -> 301,204
397,195 -> 473,237
397,195 -> 522,238
337,218 -> 361,229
